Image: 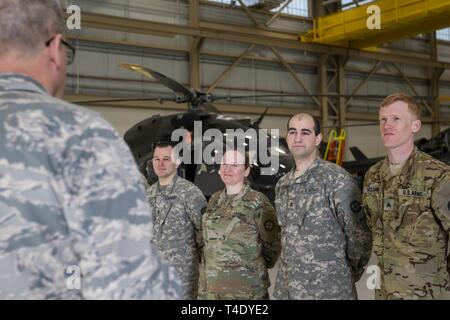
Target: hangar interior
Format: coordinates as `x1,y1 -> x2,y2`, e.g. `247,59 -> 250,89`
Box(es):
65,0 -> 450,162
62,0 -> 450,299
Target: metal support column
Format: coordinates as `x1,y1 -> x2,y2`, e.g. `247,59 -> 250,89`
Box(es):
189,0 -> 202,89
338,56 -> 347,129
431,70 -> 442,136
430,32 -> 442,136
319,54 -> 330,137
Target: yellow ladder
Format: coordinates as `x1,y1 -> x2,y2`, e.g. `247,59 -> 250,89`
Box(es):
324,129 -> 346,166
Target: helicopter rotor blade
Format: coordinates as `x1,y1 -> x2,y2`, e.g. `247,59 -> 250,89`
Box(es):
322,119 -> 450,130
212,93 -> 440,102
201,103 -> 219,113
322,122 -> 379,129
70,96 -> 175,105
120,63 -> 193,101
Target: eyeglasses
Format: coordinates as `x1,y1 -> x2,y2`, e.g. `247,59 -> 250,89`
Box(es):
45,36 -> 76,65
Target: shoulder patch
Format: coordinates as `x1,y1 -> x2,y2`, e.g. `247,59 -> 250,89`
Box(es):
350,200 -> 362,213
264,220 -> 275,232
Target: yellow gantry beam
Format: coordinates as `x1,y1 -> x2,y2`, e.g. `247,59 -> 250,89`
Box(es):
300,0 -> 450,49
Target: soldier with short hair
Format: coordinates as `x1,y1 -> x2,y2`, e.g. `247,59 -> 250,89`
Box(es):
148,142 -> 207,299
0,0 -> 180,299
363,92 -> 450,299
199,149 -> 281,300
274,113 -> 372,300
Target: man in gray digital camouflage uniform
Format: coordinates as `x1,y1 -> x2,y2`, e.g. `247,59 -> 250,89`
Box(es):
0,0 -> 180,299
363,92 -> 450,299
273,113 -> 372,300
147,142 -> 207,299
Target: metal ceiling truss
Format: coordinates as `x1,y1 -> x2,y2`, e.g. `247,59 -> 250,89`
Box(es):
69,3 -> 450,128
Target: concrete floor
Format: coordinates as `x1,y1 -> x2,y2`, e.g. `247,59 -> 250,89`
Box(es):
268,253 -> 378,300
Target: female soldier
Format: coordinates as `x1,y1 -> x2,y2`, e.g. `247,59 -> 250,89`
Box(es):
198,148 -> 281,299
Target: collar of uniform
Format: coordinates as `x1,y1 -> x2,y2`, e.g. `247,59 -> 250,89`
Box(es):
379,146 -> 419,181
156,175 -> 178,195
216,183 -> 251,207
0,73 -> 47,95
288,155 -> 321,184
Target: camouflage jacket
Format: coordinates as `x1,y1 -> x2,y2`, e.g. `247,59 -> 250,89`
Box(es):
274,156 -> 372,300
140,172 -> 152,203
0,73 -> 180,299
148,176 -> 207,299
363,148 -> 450,300
199,183 -> 281,300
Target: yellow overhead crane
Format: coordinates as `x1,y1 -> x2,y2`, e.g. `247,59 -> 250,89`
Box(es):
300,0 -> 450,50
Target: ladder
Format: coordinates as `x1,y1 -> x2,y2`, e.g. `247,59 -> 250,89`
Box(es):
324,129 -> 346,166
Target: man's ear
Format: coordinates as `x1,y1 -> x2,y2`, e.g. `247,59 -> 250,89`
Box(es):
174,158 -> 182,168
244,166 -> 251,178
47,34 -> 63,69
315,133 -> 323,146
412,119 -> 421,133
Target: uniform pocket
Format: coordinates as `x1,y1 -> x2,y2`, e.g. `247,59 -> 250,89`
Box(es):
408,211 -> 440,254
203,211 -> 223,241
225,215 -> 257,243
372,217 -> 384,257
393,195 -> 417,239
396,193 -> 434,245
223,217 -> 241,240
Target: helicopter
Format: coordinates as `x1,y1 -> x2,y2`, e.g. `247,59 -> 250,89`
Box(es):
114,65 -> 294,201
75,64 -> 450,200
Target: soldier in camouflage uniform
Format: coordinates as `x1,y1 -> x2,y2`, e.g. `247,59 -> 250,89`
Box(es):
363,92 -> 450,299
199,149 -> 281,300
0,0 -> 180,299
148,142 -> 207,299
274,113 -> 372,300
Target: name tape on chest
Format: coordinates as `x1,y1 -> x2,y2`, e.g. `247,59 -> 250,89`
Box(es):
366,185 -> 380,193
152,195 -> 178,202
